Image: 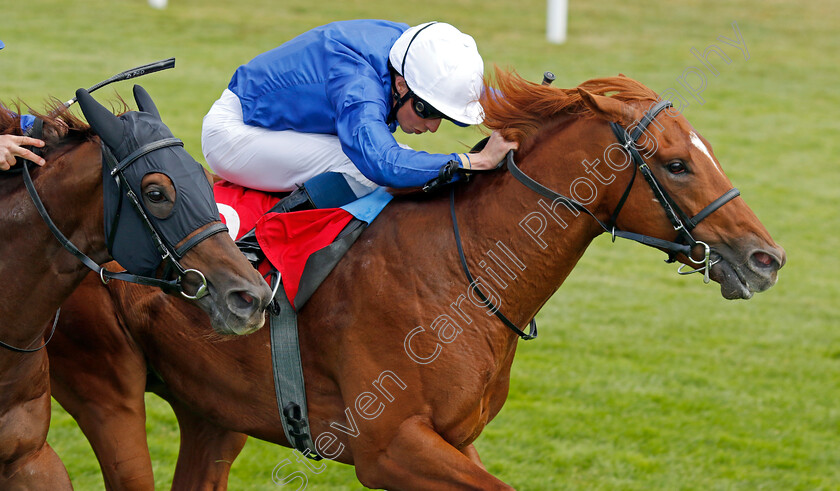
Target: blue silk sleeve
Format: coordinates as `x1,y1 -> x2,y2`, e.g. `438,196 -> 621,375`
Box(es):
327,51 -> 460,187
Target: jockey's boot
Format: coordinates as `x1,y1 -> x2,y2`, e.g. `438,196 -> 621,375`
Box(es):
274,186 -> 316,213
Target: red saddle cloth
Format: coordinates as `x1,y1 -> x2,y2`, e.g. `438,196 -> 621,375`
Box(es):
214,181 -> 354,306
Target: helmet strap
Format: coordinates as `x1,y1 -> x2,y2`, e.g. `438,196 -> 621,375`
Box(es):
387,68 -> 413,125
387,22 -> 439,125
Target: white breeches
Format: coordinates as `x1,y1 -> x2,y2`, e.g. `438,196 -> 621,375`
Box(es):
201,89 -> 378,195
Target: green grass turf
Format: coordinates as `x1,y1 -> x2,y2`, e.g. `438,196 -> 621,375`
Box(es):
3,0 -> 839,488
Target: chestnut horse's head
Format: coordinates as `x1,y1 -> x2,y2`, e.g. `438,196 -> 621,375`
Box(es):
482,70 -> 785,299
56,86 -> 272,333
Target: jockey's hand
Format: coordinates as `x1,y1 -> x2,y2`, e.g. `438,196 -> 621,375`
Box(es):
0,135 -> 46,170
460,131 -> 518,171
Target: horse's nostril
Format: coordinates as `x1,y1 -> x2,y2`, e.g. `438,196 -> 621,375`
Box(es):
754,252 -> 773,267
228,290 -> 256,313
750,251 -> 781,273
239,291 -> 254,305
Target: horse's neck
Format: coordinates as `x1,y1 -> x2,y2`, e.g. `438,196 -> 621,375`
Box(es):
466,129 -> 605,318
0,143 -> 106,341
453,118 -> 615,350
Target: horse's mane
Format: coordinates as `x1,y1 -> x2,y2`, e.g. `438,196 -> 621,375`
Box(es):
0,98 -> 116,151
480,67 -> 661,145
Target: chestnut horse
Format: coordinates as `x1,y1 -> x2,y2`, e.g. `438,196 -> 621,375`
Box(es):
0,89 -> 272,489
49,71 -> 785,490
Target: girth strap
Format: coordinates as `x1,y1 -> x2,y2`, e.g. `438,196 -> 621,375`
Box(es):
268,279 -> 322,460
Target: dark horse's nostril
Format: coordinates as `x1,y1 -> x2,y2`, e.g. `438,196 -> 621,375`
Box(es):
228,289 -> 257,313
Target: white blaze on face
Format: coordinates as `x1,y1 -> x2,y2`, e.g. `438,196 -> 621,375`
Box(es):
689,131 -> 724,176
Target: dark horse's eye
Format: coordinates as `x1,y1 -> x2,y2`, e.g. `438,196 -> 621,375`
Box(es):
146,190 -> 167,203
667,161 -> 687,175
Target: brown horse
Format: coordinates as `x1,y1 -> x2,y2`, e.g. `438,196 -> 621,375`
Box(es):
49,71 -> 785,490
0,90 -> 272,489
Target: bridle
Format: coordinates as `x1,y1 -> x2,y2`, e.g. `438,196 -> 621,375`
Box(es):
442,100 -> 741,340
1,59 -> 224,354
21,120 -> 218,300
609,101 -> 741,280
100,139 -> 226,297
1,124 -> 218,354
510,100 -> 741,282
2,122 -> 203,353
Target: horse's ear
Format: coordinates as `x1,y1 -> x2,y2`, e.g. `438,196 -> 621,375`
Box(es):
76,88 -> 125,149
133,85 -> 161,120
578,88 -> 635,126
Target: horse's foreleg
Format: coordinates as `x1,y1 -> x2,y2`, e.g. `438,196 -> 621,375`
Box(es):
355,418 -> 512,491
0,384 -> 72,490
169,399 -> 247,491
48,278 -> 156,490
51,385 -> 154,491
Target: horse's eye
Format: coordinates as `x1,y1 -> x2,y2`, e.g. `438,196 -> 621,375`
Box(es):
146,190 -> 166,203
667,161 -> 687,175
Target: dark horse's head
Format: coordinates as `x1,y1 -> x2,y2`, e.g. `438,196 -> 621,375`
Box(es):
482,69 -> 785,299
16,87 -> 272,334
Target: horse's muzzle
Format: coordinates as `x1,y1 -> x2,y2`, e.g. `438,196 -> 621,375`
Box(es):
709,244 -> 786,300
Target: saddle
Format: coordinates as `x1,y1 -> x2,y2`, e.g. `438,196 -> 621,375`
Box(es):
215,172 -> 390,309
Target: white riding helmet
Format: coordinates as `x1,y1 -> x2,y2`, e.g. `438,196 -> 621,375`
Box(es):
389,22 -> 485,126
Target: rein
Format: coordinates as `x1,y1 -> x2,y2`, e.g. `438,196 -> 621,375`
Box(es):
450,187 -> 538,340
441,100 -> 741,341
0,308 -> 60,353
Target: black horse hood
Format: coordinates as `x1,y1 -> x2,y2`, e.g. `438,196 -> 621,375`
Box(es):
77,85 -> 221,276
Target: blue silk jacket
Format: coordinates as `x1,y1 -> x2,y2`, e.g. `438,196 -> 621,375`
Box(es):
227,19 -> 463,188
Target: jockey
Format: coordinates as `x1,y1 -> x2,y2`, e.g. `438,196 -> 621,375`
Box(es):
0,39 -> 46,170
202,20 -> 517,211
